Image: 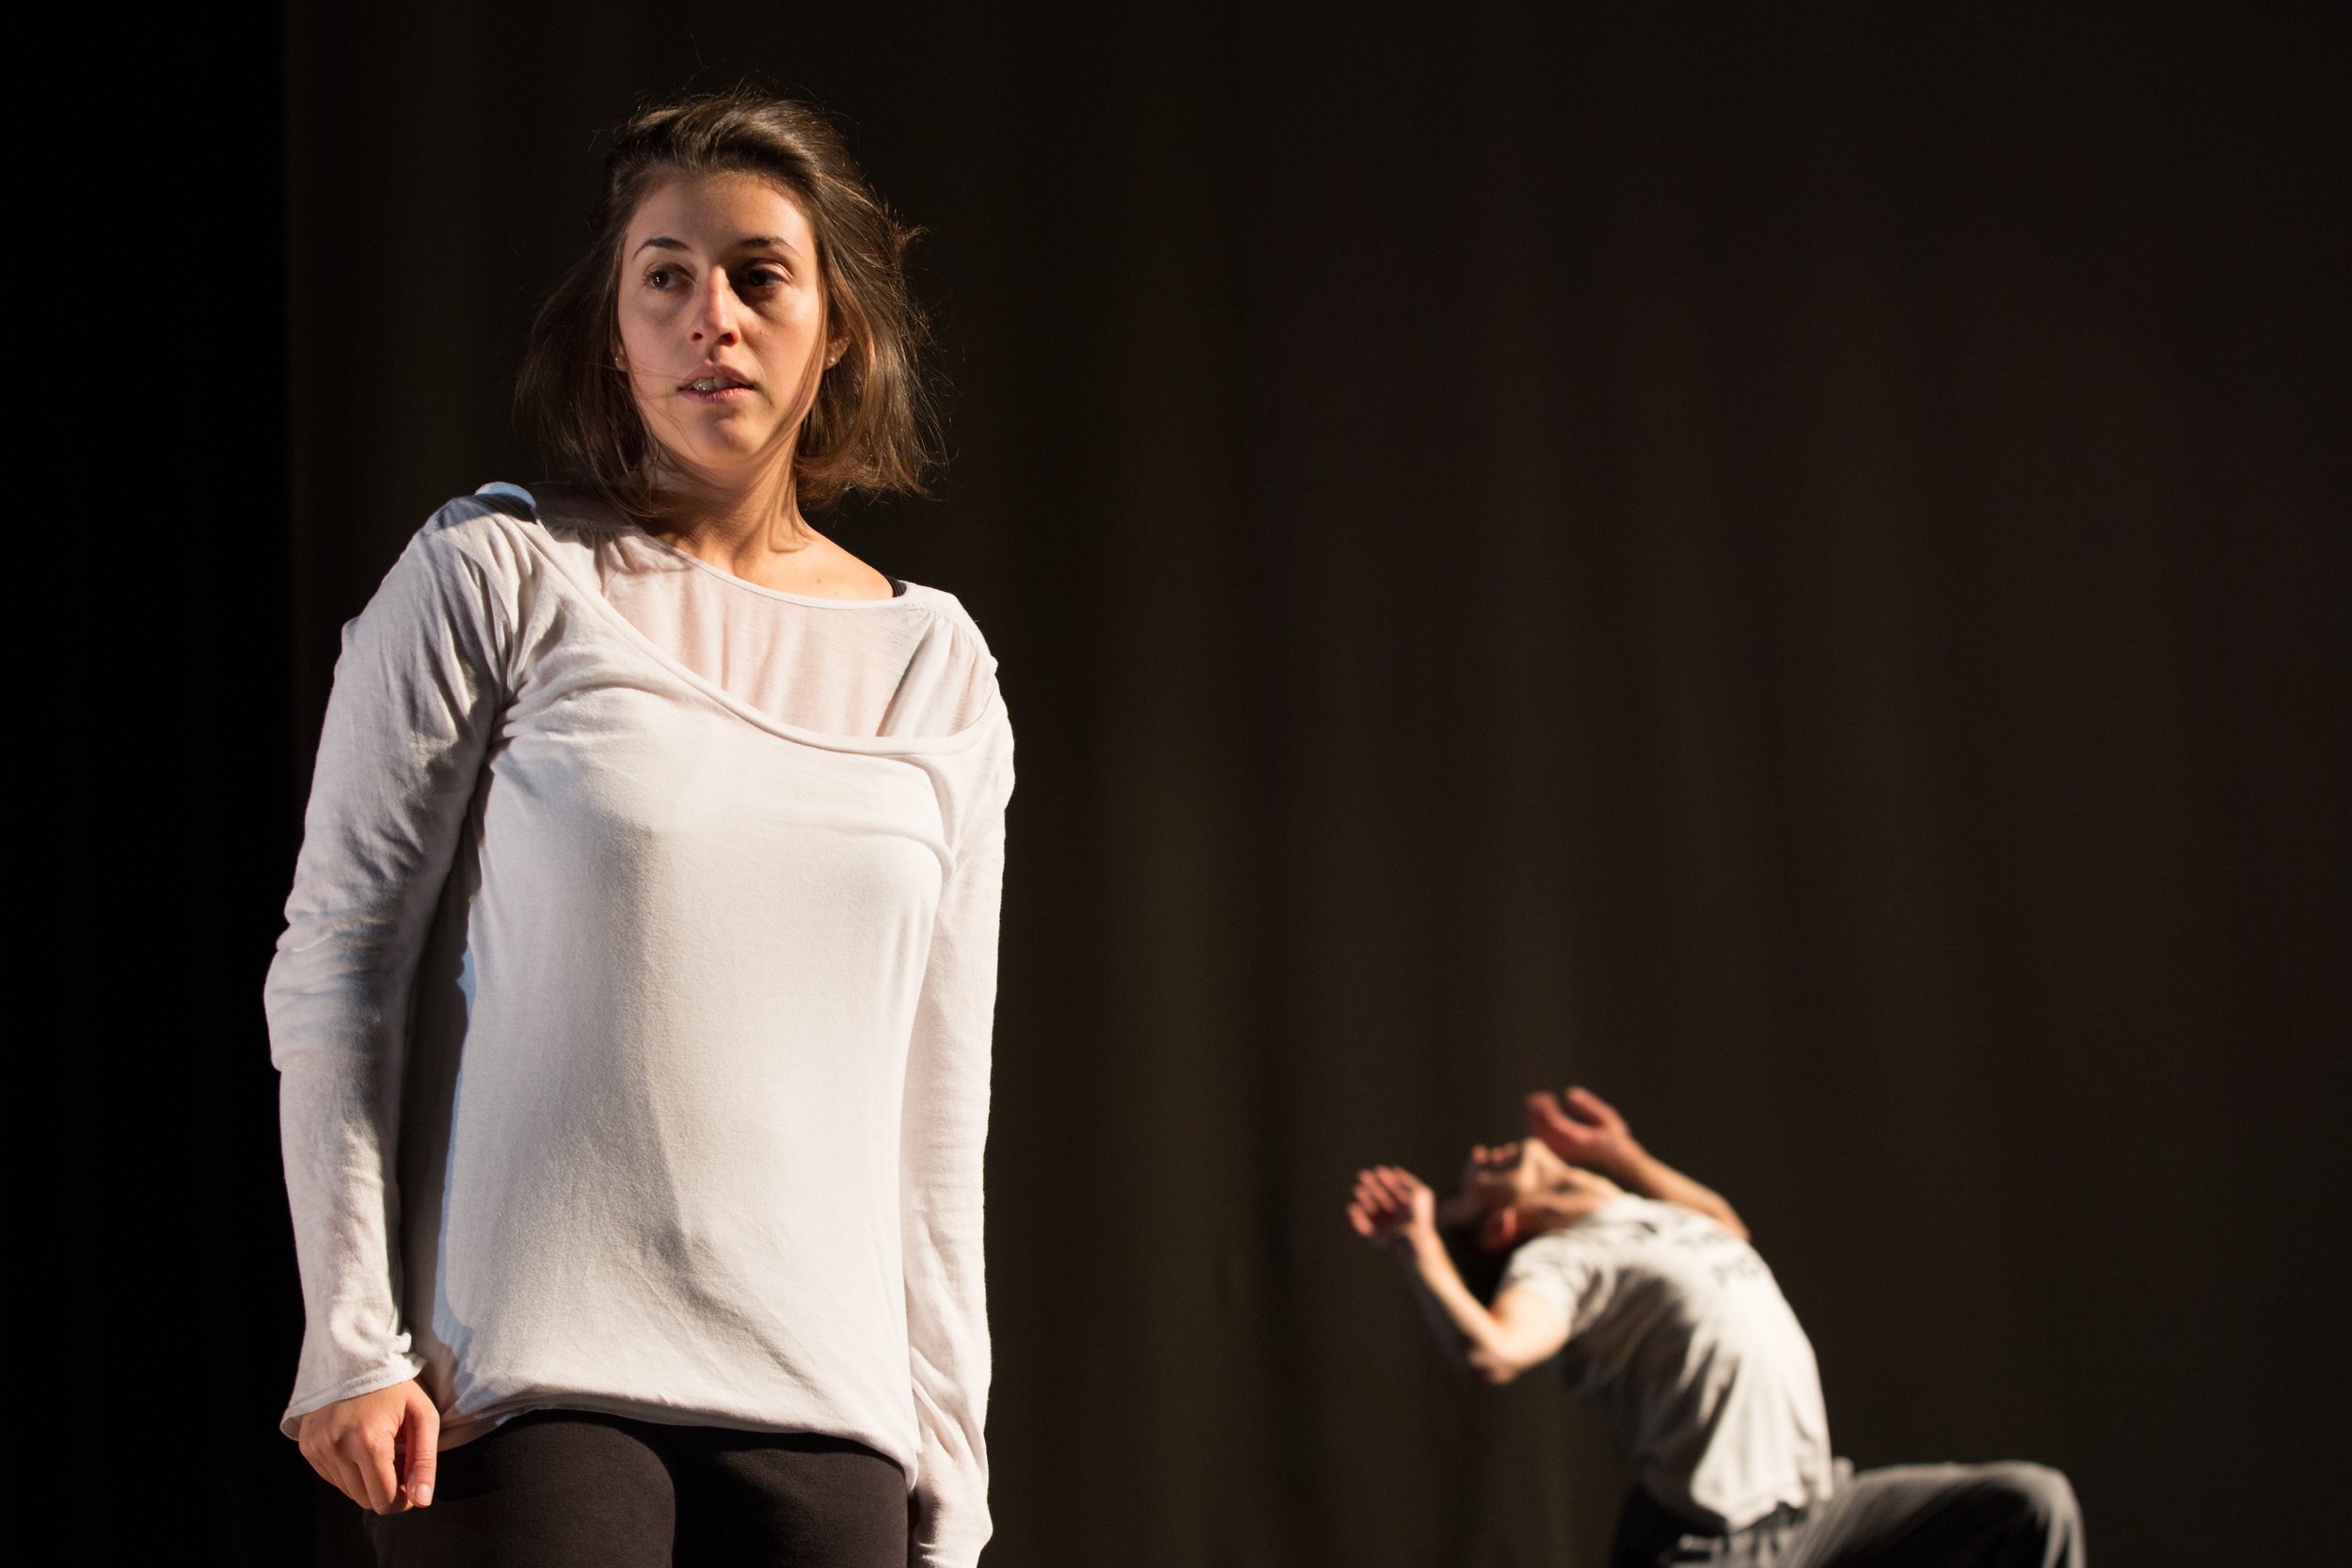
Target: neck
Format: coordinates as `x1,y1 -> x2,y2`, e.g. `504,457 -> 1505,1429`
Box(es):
647,443 -> 815,575
1519,1175 -> 1625,1237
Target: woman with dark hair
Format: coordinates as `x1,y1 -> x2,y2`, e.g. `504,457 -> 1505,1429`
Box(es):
269,94 -> 1009,1566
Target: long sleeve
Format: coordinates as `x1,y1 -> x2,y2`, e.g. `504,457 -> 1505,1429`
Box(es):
265,519 -> 514,1434
898,713 -> 1013,1567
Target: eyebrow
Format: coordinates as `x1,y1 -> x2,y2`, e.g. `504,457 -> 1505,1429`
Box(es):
631,234 -> 798,257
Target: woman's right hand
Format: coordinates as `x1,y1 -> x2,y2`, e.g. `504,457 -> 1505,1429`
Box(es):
1347,1165 -> 1437,1246
297,1379 -> 439,1513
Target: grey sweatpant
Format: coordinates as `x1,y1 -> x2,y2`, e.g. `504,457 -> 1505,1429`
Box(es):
1612,1462 -> 2084,1568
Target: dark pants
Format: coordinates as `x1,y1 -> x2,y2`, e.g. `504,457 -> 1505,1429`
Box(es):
361,1410 -> 908,1568
1611,1463 -> 2085,1568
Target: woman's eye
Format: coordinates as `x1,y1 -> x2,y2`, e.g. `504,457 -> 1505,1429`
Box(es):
742,266 -> 786,289
645,266 -> 683,289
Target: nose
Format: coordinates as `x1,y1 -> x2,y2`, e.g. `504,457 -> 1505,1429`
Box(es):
690,268 -> 741,346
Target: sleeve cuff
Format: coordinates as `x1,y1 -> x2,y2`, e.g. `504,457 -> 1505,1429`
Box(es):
278,1355 -> 428,1439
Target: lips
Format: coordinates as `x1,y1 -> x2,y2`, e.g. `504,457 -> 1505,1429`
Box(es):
681,369 -> 754,395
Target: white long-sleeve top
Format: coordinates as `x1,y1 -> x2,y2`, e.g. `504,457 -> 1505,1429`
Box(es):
266,483 -> 1010,1566
1499,1196 -> 1836,1532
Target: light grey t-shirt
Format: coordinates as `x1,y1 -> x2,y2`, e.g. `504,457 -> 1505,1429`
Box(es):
1499,1196 -> 1836,1531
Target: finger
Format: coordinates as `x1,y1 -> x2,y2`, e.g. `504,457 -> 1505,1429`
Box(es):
300,1432 -> 358,1506
302,1421 -> 369,1512
1566,1085 -> 1619,1125
402,1391 -> 440,1508
320,1444 -> 373,1513
1527,1091 -> 1581,1140
354,1425 -> 402,1513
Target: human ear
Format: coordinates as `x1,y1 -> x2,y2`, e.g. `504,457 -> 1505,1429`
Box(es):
1479,1207 -> 1520,1251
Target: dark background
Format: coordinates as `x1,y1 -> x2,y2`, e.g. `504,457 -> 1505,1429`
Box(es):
40,2 -> 2345,1563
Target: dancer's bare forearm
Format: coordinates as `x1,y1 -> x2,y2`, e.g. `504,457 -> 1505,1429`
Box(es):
1350,1165 -> 1567,1385
1615,1149 -> 1746,1240
1397,1228 -> 1562,1384
1396,1254 -> 1473,1373
1527,1087 -> 1749,1241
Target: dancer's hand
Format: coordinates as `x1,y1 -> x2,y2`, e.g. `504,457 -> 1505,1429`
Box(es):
1528,1085 -> 1750,1240
297,1378 -> 439,1514
1526,1085 -> 1642,1176
1348,1165 -> 1437,1246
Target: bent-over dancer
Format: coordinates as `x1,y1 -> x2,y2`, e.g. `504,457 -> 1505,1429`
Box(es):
1347,1087 -> 2084,1568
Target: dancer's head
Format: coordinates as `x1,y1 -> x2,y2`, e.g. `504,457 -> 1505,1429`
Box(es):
517,91 -> 935,515
1439,1137 -> 1623,1253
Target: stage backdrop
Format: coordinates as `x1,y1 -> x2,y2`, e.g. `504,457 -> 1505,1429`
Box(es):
65,3 -> 2344,1563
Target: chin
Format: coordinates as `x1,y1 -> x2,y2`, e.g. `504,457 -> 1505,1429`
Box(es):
674,430 -> 776,471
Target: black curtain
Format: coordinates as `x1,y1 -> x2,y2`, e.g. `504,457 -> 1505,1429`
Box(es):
34,3 -> 305,1561
40,4 -> 2344,1564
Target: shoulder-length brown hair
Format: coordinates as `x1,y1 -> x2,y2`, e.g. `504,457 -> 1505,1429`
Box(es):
516,92 -> 935,515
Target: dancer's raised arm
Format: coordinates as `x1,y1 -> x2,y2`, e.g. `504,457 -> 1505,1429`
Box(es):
1346,1101 -> 2083,1567
1527,1087 -> 1748,1241
1346,1166 -> 1569,1385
